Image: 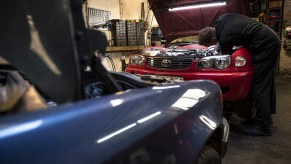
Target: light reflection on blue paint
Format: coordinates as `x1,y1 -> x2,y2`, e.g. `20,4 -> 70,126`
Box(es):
110,99 -> 124,107
152,85 -> 180,90
137,111 -> 161,123
199,115 -> 217,130
0,120 -> 43,139
172,98 -> 198,110
171,89 -> 206,110
97,123 -> 137,143
97,111 -> 162,144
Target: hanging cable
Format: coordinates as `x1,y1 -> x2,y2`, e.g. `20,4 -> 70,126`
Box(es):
104,54 -> 116,72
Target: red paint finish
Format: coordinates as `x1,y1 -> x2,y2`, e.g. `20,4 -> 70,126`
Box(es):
126,48 -> 253,101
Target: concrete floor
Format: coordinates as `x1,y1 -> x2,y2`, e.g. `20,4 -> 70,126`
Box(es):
222,77 -> 291,164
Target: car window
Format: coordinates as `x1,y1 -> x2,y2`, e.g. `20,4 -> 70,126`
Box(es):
171,35 -> 199,44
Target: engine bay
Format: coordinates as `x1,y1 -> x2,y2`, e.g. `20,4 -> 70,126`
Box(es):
143,45 -> 221,58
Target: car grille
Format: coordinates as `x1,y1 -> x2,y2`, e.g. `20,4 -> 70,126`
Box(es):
146,57 -> 194,69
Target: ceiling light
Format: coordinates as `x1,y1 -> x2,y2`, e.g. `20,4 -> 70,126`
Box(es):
169,2 -> 227,11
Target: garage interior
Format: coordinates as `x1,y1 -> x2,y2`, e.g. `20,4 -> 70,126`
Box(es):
1,0 -> 291,163
84,0 -> 291,76
86,0 -> 291,163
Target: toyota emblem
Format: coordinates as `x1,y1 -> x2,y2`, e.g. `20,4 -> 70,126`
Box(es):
161,59 -> 171,67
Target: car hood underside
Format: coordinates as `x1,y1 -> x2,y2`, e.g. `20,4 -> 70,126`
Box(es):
148,0 -> 251,42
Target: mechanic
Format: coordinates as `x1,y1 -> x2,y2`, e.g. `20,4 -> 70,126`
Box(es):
198,13 -> 281,136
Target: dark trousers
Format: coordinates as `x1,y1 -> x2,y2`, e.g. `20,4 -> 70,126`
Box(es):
252,41 -> 281,128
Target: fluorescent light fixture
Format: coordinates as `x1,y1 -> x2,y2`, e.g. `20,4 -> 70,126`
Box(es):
169,2 -> 227,11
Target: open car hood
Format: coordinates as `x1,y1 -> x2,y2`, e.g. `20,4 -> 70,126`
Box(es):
148,0 -> 251,42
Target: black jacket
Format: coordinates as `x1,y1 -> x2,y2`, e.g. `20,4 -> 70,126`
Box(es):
214,13 -> 280,62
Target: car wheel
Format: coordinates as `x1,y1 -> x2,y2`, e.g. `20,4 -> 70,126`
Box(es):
194,146 -> 221,164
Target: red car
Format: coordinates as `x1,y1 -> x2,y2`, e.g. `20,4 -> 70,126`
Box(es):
126,0 -> 254,119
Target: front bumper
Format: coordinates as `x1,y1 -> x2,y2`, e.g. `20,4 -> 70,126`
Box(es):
125,67 -> 253,100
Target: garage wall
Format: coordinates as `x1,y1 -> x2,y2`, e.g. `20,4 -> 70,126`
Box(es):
120,0 -> 146,20
87,0 -> 120,19
87,0 -> 158,26
283,0 -> 291,21
280,0 -> 291,78
87,0 -> 158,72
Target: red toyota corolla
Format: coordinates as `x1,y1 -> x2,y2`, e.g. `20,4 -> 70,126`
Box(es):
126,0 -> 254,118
126,43 -> 253,101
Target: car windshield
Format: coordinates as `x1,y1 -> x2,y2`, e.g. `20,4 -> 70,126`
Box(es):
166,35 -> 207,50
170,35 -> 199,44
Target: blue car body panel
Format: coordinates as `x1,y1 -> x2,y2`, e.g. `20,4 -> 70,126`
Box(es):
0,0 -> 228,163
0,80 -> 223,164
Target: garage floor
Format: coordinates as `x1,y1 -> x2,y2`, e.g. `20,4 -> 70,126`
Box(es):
222,77 -> 291,164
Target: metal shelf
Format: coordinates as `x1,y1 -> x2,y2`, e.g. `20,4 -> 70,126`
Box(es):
106,46 -> 147,52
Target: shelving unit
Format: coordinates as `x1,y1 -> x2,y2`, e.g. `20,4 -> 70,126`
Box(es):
250,0 -> 284,75
250,0 -> 284,39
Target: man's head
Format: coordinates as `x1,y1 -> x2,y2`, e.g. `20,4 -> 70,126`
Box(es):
198,27 -> 216,47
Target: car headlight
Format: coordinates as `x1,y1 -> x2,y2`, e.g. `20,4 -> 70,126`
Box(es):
235,56 -> 246,67
198,55 -> 231,69
200,58 -> 213,68
130,54 -> 145,66
214,56 -> 231,69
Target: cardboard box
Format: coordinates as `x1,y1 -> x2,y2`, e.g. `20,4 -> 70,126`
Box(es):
269,1 -> 281,8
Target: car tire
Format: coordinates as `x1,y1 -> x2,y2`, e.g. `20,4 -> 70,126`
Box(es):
194,146 -> 221,164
